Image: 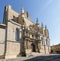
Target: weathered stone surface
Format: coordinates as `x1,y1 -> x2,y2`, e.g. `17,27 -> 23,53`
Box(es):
0,5 -> 50,59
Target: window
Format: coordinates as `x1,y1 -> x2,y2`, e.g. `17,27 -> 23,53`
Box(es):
15,28 -> 19,41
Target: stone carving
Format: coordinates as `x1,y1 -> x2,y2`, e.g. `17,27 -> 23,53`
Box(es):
0,5 -> 50,59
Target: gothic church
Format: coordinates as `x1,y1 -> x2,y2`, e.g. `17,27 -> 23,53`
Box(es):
0,5 -> 50,59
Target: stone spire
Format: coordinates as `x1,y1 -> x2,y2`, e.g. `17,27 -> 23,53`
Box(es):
36,18 -> 39,25
41,22 -> 44,34
21,7 -> 25,14
45,25 -> 47,30
26,12 -> 29,18
45,25 -> 49,37
41,22 -> 44,28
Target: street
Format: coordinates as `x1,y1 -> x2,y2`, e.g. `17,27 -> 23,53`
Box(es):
25,54 -> 60,61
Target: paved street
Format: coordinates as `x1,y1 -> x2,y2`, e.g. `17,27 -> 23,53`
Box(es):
0,54 -> 60,61
25,54 -> 60,61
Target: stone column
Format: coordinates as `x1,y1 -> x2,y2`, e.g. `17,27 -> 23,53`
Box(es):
18,26 -> 26,56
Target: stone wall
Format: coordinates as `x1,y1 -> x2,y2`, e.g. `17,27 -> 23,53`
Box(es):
5,42 -> 20,59
7,21 -> 21,41
40,45 -> 50,54
5,21 -> 21,58
6,5 -> 19,20
0,28 -> 5,56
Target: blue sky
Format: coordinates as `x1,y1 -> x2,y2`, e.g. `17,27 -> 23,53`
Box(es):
0,0 -> 60,45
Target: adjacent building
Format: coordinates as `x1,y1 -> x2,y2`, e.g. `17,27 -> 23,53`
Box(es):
51,44 -> 60,54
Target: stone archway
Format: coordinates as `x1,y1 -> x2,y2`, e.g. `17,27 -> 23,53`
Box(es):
31,43 -> 36,52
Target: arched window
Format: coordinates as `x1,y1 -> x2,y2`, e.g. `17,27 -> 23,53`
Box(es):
15,28 -> 19,41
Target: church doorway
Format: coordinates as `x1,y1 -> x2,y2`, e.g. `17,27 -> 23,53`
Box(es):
31,43 -> 36,52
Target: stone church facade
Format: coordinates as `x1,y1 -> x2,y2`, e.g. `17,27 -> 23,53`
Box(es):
0,5 -> 50,59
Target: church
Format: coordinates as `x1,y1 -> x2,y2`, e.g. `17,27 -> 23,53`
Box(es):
0,5 -> 50,59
